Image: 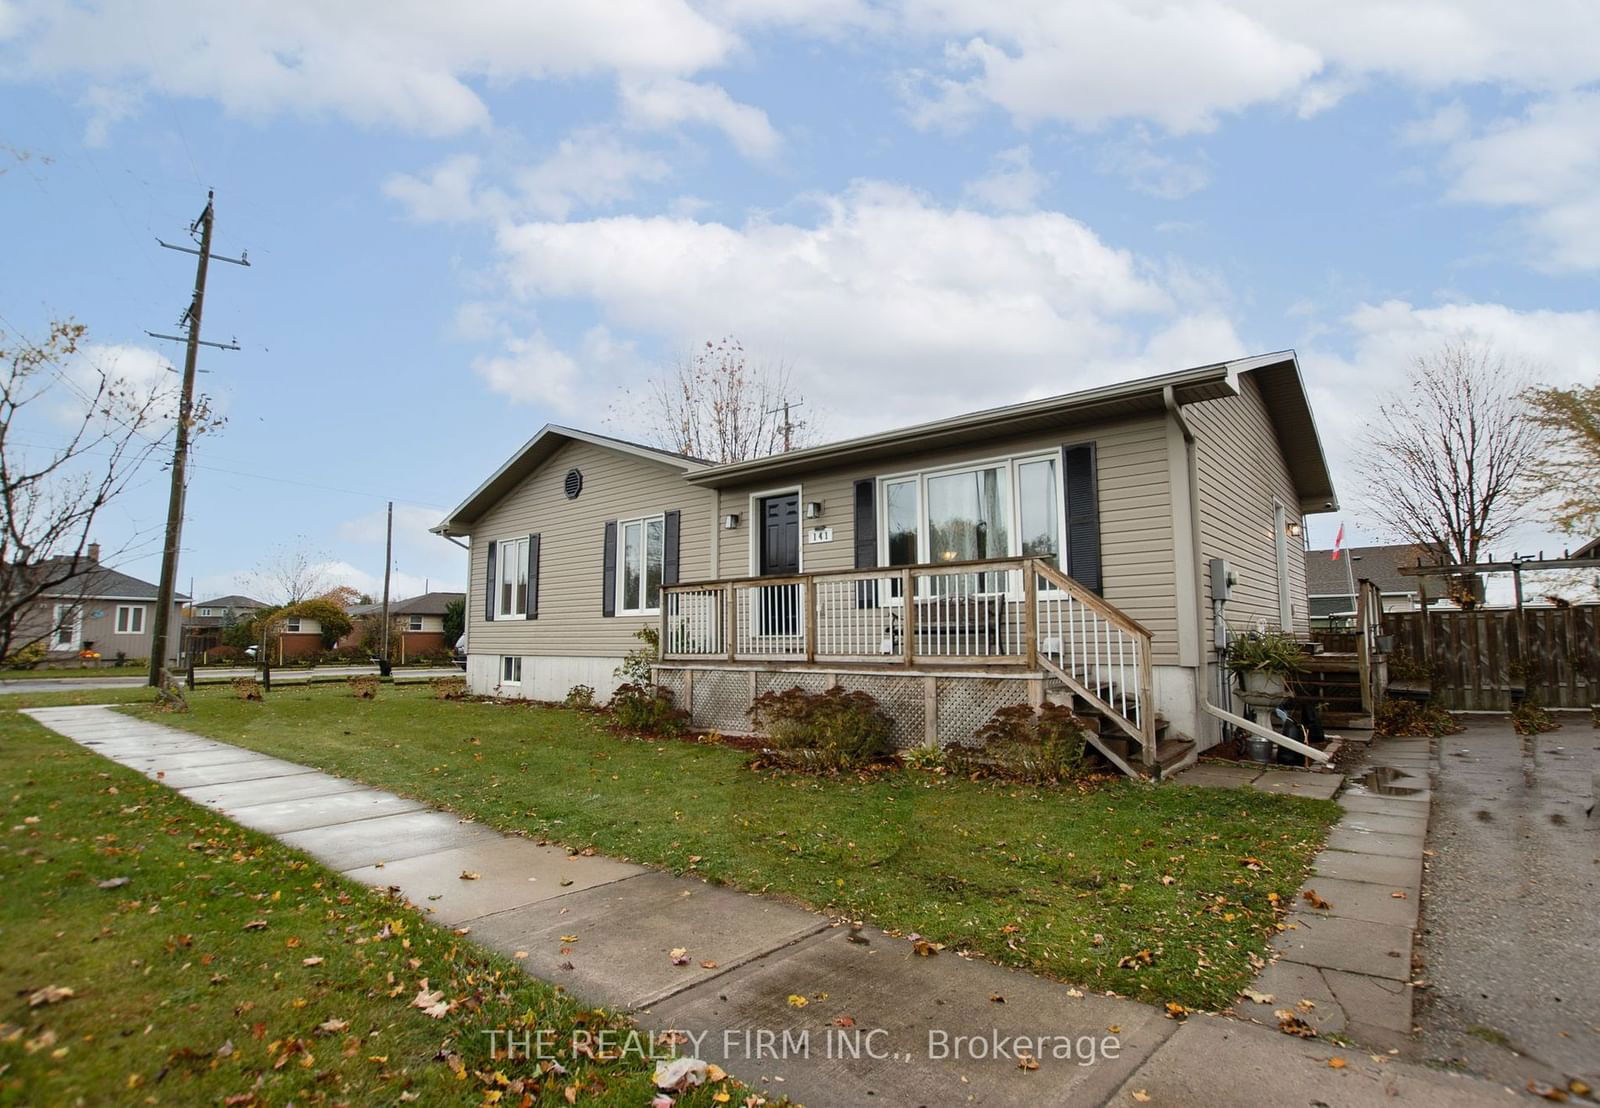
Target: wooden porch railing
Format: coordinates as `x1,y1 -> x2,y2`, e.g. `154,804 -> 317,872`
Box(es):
660,556 -> 1157,766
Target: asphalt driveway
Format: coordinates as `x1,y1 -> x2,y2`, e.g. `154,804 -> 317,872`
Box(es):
1416,714 -> 1599,1092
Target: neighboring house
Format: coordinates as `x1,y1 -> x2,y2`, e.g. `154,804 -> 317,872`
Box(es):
1305,544 -> 1432,629
345,591 -> 465,660
183,594 -> 268,657
436,352 -> 1336,774
8,544 -> 185,665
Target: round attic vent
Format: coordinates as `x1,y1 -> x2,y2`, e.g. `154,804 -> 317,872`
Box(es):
563,468 -> 583,500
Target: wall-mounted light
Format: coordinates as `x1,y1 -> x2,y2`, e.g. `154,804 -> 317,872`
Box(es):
1286,520 -> 1303,538
722,513 -> 740,530
805,501 -> 824,519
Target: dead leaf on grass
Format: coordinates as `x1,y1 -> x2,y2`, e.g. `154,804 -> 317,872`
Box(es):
315,1019 -> 349,1036
301,957 -> 324,967
1302,889 -> 1332,910
243,920 -> 268,931
27,986 -> 73,1008
97,877 -> 130,890
459,870 -> 480,881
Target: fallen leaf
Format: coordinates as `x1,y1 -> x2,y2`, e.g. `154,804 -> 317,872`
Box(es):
700,960 -> 719,969
1117,949 -> 1155,969
670,947 -> 690,966
559,935 -> 579,944
1328,1057 -> 1347,1069
315,1019 -> 349,1036
1274,1010 -> 1316,1038
833,1016 -> 855,1028
301,957 -> 324,967
1164,1002 -> 1189,1021
989,994 -> 1005,1004
1132,1092 -> 1151,1103
459,871 -> 480,881
243,920 -> 268,931
1391,891 -> 1408,899
1302,889 -> 1332,910
1017,1051 -> 1039,1071
1527,1079 -> 1569,1102
912,938 -> 941,957
411,982 -> 450,1019
1159,874 -> 1176,886
27,986 -> 74,1008
786,994 -> 809,1008
1240,989 -> 1275,1005
97,877 -> 131,890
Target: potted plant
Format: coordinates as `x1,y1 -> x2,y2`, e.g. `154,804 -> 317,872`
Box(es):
1226,631 -> 1304,707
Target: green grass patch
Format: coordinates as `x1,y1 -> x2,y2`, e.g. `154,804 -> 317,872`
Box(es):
0,686 -> 161,711
130,687 -> 1338,1010
0,709 -> 738,1106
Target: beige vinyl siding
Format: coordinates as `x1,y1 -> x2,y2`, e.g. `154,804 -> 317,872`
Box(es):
467,439 -> 714,658
1186,373 -> 1310,640
710,415 -> 1182,663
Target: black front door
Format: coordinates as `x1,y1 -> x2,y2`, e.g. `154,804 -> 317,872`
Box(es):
759,494 -> 800,635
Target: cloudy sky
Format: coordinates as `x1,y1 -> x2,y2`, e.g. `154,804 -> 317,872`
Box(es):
3,1 -> 1597,599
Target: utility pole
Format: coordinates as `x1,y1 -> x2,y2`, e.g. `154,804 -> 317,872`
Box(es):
145,191 -> 249,687
765,398 -> 804,452
379,501 -> 393,665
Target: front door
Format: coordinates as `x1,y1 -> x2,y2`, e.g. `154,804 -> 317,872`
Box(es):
758,493 -> 800,635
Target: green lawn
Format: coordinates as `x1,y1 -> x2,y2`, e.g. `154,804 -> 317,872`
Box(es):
130,686 -> 1338,1011
0,708 -> 745,1106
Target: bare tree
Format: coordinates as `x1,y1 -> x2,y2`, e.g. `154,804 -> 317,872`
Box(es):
617,336 -> 820,463
1525,378 -> 1600,536
250,540 -> 335,605
0,319 -> 174,661
1357,340 -> 1545,596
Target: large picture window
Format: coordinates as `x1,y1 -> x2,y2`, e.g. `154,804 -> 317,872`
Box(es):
497,536 -> 531,618
877,452 -> 1065,582
618,515 -> 665,615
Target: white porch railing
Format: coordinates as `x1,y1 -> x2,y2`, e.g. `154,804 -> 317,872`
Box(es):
661,556 -> 1156,765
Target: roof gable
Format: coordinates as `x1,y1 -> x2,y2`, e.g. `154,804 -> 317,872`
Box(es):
436,426 -> 707,537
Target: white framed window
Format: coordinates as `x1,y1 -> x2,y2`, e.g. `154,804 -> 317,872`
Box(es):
115,605 -> 146,634
497,537 -> 530,618
617,515 -> 665,615
408,614 -> 424,631
501,655 -> 522,684
52,604 -> 77,648
200,607 -> 212,617
284,617 -> 302,632
877,451 -> 1066,581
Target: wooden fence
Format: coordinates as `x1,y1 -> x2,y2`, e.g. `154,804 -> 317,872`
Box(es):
1384,606 -> 1599,710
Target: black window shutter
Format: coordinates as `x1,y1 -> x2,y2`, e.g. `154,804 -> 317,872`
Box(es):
484,540 -> 497,622
853,478 -> 879,609
662,510 -> 681,586
601,521 -> 617,617
1063,443 -> 1102,595
526,534 -> 540,620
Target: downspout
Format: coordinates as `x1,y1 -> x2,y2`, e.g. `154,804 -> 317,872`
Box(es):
436,530 -> 470,658
1164,386 -> 1214,743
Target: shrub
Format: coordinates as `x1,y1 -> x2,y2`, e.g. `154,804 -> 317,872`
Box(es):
749,685 -> 896,772
900,744 -> 947,771
233,676 -> 263,701
409,647 -> 456,666
1374,697 -> 1462,737
2,642 -> 47,669
960,702 -> 1094,784
564,684 -> 597,710
348,674 -> 380,700
204,645 -> 244,665
325,645 -> 372,665
430,675 -> 468,700
608,682 -> 688,738
1512,699 -> 1559,736
615,627 -> 660,687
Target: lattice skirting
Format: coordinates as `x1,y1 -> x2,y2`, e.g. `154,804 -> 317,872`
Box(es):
655,666 -> 1040,749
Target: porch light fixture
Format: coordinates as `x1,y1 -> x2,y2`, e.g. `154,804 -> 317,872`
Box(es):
1286,520 -> 1303,538
723,513 -> 740,529
805,501 -> 824,519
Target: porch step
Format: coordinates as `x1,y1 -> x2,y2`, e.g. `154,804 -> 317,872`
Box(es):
1156,738 -> 1196,771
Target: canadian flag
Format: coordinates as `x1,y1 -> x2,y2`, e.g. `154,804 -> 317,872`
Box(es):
1331,523 -> 1345,560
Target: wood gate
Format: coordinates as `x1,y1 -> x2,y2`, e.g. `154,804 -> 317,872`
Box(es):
1384,605 -> 1600,710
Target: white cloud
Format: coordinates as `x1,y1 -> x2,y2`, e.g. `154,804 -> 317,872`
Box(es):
1438,91 -> 1600,272
482,180 -> 1248,435
471,330 -> 582,413
1096,131 -> 1210,199
619,78 -> 780,159
383,154 -> 500,224
896,1 -> 1600,133
4,0 -> 734,137
962,145 -> 1048,212
52,342 -> 177,427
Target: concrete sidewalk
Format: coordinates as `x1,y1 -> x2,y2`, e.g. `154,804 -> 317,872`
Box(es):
23,704 -> 1516,1107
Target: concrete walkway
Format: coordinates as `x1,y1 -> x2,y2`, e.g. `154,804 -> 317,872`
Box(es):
23,704 -> 1516,1107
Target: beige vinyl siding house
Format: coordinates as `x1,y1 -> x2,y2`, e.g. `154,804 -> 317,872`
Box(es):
438,352 -> 1337,761
11,551 -> 186,666
459,436 -> 715,700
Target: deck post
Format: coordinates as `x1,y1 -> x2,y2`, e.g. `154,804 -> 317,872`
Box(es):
923,675 -> 938,746
1138,641 -> 1156,768
1023,560 -> 1038,671
901,568 -> 916,666
724,585 -> 737,663
803,579 -> 817,663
